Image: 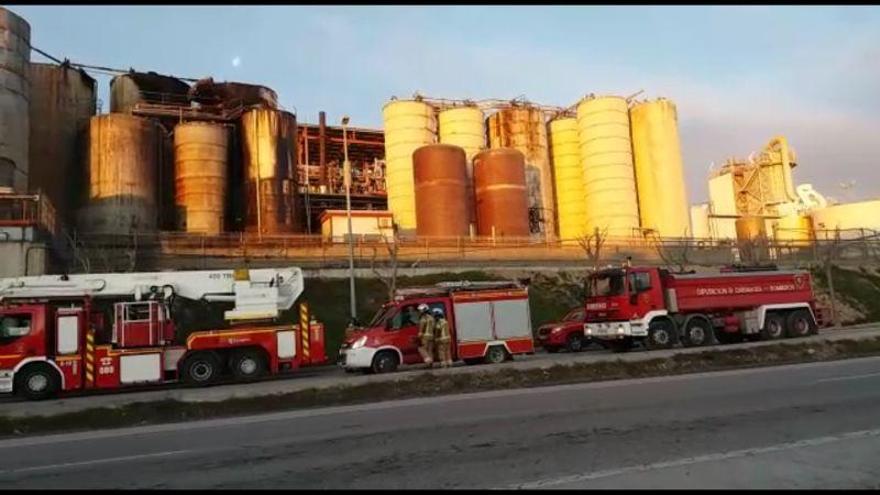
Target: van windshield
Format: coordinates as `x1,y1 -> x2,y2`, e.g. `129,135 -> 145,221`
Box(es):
369,304 -> 396,327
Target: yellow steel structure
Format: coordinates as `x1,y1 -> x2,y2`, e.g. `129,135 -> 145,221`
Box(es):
548,117 -> 586,243
772,214 -> 813,246
382,99 -> 437,231
630,98 -> 690,238
486,105 -> 555,237
811,200 -> 880,239
174,122 -> 228,234
439,105 -> 485,226
575,96 -> 640,238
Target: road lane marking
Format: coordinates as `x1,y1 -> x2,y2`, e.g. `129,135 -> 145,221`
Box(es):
4,355 -> 880,450
0,450 -> 191,475
508,428 -> 880,489
814,371 -> 880,384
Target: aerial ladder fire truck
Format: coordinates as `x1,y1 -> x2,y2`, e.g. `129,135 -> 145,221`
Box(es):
0,267 -> 326,400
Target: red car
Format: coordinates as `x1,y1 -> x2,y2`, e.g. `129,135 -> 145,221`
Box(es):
536,307 -> 602,353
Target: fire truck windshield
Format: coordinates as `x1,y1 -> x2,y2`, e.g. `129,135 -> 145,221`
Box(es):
589,272 -> 625,297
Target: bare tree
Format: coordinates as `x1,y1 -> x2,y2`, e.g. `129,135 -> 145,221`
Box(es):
577,226 -> 608,274
650,228 -> 693,273
371,223 -> 401,301
64,230 -> 91,274
817,228 -> 843,329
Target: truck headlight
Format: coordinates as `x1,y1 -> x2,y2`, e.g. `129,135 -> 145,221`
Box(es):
351,336 -> 367,349
585,327 -> 592,335
617,326 -> 625,335
550,326 -> 563,334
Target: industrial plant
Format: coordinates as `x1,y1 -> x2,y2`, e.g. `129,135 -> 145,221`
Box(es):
0,6 -> 877,277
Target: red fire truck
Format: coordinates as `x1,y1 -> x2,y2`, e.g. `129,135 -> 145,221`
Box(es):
0,267 -> 326,400
338,281 -> 536,373
583,265 -> 819,352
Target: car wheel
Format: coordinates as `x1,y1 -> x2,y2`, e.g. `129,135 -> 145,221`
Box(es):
566,333 -> 585,353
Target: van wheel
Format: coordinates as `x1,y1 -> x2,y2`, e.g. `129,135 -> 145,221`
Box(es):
371,351 -> 399,374
231,349 -> 267,380
785,309 -> 816,338
485,345 -> 508,364
761,313 -> 786,340
15,364 -> 60,401
682,318 -> 713,347
646,320 -> 676,350
181,352 -> 221,386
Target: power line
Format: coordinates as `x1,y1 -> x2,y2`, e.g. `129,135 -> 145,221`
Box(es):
29,44 -> 201,82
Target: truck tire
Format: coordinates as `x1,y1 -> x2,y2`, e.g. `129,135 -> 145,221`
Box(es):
181,352 -> 221,386
785,309 -> 817,339
485,345 -> 508,364
566,333 -> 586,353
370,351 -> 399,374
761,312 -> 786,340
231,349 -> 267,381
15,364 -> 60,401
682,317 -> 713,347
646,319 -> 677,350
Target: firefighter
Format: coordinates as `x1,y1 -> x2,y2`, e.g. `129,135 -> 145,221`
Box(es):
416,303 -> 435,368
433,308 -> 453,368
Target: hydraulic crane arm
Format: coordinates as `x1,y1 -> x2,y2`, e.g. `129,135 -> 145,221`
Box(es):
0,267 -> 304,321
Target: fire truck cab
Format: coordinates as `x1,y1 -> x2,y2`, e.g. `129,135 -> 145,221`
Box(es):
583,265 -> 819,352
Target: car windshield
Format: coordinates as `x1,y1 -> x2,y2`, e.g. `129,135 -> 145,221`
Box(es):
563,309 -> 584,321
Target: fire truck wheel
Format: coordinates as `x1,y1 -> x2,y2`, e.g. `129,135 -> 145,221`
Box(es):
370,351 -> 399,374
566,334 -> 586,353
785,309 -> 816,338
15,364 -> 60,401
231,349 -> 267,380
181,352 -> 221,386
646,320 -> 677,350
761,313 -> 786,340
484,345 -> 508,365
682,318 -> 713,347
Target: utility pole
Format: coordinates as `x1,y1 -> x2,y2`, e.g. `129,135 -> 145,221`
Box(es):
342,116 -> 357,321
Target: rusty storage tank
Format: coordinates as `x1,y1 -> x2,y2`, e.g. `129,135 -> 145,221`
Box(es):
240,108 -> 299,234
110,71 -> 191,114
413,144 -> 469,238
28,62 -> 96,226
576,96 -> 640,238
188,78 -> 278,109
438,105 -> 484,228
383,99 -> 437,231
773,214 -> 813,246
487,105 -> 555,237
0,7 -> 30,192
78,114 -> 160,233
473,148 -> 530,237
174,122 -> 229,234
549,117 -> 586,243
630,98 -> 690,238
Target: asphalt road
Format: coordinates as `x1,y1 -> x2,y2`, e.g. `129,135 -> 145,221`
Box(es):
1,356 -> 880,488
2,323 -> 880,418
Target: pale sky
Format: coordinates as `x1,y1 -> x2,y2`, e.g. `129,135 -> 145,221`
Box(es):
12,5 -> 880,204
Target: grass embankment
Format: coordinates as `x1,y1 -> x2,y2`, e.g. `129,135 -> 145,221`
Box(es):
3,336 -> 880,439
811,265 -> 880,324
